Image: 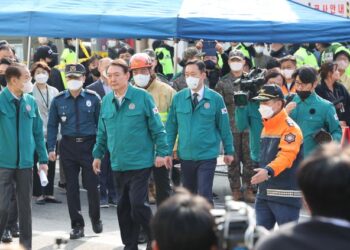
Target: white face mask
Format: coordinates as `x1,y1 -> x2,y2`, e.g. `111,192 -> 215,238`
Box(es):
337,60 -> 349,70
230,62 -> 243,72
282,69 -> 294,79
258,104 -> 274,119
67,80 -> 83,90
134,74 -> 151,88
22,80 -> 33,94
107,40 -> 117,48
254,46 -> 264,54
186,76 -> 200,90
35,73 -> 49,84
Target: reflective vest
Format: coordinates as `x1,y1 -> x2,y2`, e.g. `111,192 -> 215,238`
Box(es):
321,42 -> 342,64
217,52 -> 223,68
233,43 -> 255,67
294,47 -> 318,69
155,47 -> 173,76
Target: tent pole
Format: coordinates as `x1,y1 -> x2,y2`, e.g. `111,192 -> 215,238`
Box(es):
173,39 -> 178,74
26,36 -> 31,66
75,38 -> 79,63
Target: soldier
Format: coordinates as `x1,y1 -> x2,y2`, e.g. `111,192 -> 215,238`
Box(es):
47,64 -> 102,239
215,50 -> 256,202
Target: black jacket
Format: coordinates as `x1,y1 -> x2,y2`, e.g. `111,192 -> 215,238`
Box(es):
86,79 -> 106,99
255,220 -> 350,250
316,80 -> 350,126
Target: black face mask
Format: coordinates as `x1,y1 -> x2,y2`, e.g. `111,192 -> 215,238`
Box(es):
90,68 -> 100,78
0,74 -> 7,87
204,60 -> 216,70
296,90 -> 311,101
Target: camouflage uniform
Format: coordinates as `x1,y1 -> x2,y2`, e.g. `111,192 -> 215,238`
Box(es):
215,73 -> 255,194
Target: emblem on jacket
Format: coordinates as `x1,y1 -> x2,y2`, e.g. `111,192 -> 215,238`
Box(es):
284,133 -> 296,144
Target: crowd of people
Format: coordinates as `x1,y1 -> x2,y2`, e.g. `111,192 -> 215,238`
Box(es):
0,38 -> 349,250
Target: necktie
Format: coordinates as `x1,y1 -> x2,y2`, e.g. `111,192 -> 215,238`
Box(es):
193,93 -> 199,108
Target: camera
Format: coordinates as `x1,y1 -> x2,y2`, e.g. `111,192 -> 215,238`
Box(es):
211,197 -> 269,250
233,68 -> 266,106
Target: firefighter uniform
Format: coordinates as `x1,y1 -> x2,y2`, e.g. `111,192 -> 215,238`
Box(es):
252,85 -> 304,230
146,77 -> 176,205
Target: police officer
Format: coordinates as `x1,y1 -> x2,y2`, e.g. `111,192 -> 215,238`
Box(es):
47,64 -> 102,239
0,63 -> 48,250
286,66 -> 342,157
215,50 -> 256,202
92,59 -> 168,250
130,53 -> 176,206
252,84 -> 303,230
293,44 -> 318,69
165,60 -> 234,204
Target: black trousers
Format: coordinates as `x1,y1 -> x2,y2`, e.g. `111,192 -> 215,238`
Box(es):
33,143 -> 56,196
0,168 -> 32,250
60,136 -> 100,228
114,168 -> 152,250
152,166 -> 171,206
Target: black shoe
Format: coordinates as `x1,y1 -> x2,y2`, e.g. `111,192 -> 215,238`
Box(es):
10,224 -> 19,238
1,229 -> 12,243
92,220 -> 103,234
69,227 -> 84,240
58,182 -> 66,192
138,228 -> 148,244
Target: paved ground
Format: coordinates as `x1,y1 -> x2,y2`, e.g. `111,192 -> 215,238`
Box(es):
0,159 -> 309,250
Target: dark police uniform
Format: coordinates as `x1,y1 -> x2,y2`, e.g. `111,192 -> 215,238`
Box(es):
47,64 -> 101,236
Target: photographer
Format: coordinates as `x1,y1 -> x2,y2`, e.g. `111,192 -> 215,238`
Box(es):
255,143 -> 350,250
215,50 -> 255,202
286,66 -> 342,157
151,188 -> 218,250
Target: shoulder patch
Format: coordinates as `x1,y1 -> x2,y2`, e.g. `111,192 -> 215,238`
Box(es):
286,118 -> 295,127
221,107 -> 228,114
334,113 -> 339,121
153,107 -> 159,114
85,89 -> 101,100
284,133 -> 296,144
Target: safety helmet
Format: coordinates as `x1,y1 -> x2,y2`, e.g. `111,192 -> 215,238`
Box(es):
129,53 -> 152,70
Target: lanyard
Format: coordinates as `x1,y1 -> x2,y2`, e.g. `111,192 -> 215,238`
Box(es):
36,85 -> 49,108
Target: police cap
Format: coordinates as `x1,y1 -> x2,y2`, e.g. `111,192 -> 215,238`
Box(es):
65,64 -> 86,77
253,84 -> 284,102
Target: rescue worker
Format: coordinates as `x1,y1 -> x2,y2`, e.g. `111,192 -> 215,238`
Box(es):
165,60 -> 234,204
130,53 -> 176,206
47,64 -> 102,240
319,42 -> 342,64
143,49 -> 169,84
286,66 -> 342,157
252,84 -> 303,230
293,44 -> 318,69
92,59 -> 168,250
269,43 -> 289,58
279,55 -> 297,95
215,50 -> 255,202
0,63 -> 48,250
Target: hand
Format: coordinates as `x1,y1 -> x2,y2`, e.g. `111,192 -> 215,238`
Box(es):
154,156 -> 165,168
251,168 -> 269,185
195,39 -> 203,50
215,40 -> 224,54
285,102 -> 297,114
38,164 -> 48,176
92,159 -> 101,175
164,156 -> 173,169
48,151 -> 56,161
223,155 -> 234,165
